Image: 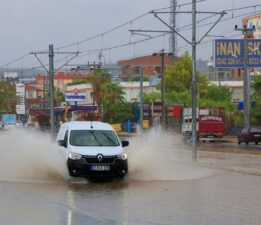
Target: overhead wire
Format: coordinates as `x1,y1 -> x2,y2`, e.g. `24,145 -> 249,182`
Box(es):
1,3 -> 261,70
55,0 -> 208,51
0,53 -> 30,69
72,6 -> 261,62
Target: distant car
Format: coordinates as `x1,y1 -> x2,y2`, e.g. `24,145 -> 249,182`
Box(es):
237,127 -> 261,145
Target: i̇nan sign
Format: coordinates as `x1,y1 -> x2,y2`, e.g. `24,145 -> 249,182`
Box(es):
214,39 -> 261,68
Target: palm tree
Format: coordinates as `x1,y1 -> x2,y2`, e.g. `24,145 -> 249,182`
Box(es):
101,82 -> 125,123
88,70 -> 111,116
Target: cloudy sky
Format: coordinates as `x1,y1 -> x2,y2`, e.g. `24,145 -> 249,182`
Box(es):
0,0 -> 260,70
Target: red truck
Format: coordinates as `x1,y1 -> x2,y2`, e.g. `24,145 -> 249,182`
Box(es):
182,107 -> 225,141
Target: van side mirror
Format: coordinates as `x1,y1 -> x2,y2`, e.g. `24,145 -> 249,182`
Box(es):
58,140 -> 67,148
122,140 -> 129,147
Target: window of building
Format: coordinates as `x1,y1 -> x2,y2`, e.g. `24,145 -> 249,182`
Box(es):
155,66 -> 161,74
134,66 -> 141,75
28,91 -> 34,98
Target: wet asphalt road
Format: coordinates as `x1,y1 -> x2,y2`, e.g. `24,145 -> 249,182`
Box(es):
1,130 -> 261,225
1,149 -> 261,225
1,170 -> 261,225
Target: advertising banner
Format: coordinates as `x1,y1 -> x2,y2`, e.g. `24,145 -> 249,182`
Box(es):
1,114 -> 16,124
16,83 -> 25,97
16,105 -> 26,114
65,92 -> 87,102
214,39 -> 261,68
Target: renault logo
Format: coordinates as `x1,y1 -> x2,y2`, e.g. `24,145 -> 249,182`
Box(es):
97,154 -> 103,162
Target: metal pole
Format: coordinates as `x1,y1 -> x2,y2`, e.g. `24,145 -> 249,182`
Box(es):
191,0 -> 197,160
243,30 -> 250,129
49,44 -> 55,136
235,24 -> 255,128
139,67 -> 144,130
92,66 -> 95,121
161,49 -> 166,128
43,74 -> 46,110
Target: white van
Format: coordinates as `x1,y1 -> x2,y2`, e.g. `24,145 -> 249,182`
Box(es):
57,121 -> 129,178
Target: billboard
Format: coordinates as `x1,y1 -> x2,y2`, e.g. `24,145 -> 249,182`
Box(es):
16,83 -> 25,97
65,92 -> 87,102
16,105 -> 26,114
214,39 -> 261,68
1,114 -> 16,124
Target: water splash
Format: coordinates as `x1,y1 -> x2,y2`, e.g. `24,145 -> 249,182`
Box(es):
127,128 -> 217,181
0,127 -> 217,183
0,128 -> 69,183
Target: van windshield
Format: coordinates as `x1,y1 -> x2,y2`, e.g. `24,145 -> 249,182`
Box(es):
69,130 -> 120,146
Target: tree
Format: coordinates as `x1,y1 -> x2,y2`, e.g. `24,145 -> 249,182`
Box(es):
54,87 -> 65,107
164,52 -> 209,97
89,69 -> 111,115
45,87 -> 65,107
201,84 -> 233,102
143,92 -> 161,104
251,75 -> 261,98
250,76 -> 261,125
101,82 -> 133,123
0,80 -> 16,113
165,91 -> 191,106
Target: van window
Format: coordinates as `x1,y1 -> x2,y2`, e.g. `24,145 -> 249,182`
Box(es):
70,130 -> 120,147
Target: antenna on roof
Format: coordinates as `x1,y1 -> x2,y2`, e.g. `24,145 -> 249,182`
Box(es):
90,121 -> 93,129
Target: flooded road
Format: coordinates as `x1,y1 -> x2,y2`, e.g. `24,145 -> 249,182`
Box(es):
1,129 -> 261,225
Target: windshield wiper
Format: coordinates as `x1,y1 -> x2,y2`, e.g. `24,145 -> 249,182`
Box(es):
90,132 -> 103,146
102,132 -> 117,146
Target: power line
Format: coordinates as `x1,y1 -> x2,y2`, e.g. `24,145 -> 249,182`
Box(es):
1,4 -> 261,70
0,53 -> 30,69
55,0 -> 209,51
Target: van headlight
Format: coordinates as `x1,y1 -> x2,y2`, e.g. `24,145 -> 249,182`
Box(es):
117,153 -> 127,160
68,153 -> 82,160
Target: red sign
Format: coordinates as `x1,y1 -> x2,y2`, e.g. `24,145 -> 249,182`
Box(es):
172,106 -> 181,118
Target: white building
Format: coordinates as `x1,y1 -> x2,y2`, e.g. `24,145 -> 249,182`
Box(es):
210,81 -> 243,102
65,81 -> 159,105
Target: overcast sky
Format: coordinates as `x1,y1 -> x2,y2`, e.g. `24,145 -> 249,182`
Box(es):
0,0 -> 260,70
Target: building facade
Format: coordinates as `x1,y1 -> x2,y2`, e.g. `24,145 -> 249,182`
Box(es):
242,14 -> 261,38
118,55 -> 174,79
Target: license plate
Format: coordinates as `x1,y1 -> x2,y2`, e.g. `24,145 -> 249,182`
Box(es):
90,165 -> 110,171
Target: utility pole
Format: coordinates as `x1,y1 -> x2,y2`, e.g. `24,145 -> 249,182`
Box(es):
153,49 -> 169,128
235,24 -> 256,129
139,67 -> 144,130
49,45 -> 55,135
170,0 -> 177,57
31,46 -> 79,137
130,5 -> 225,160
191,0 -> 197,160
161,49 -> 166,128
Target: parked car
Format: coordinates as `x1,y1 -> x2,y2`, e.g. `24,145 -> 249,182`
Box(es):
237,127 -> 261,145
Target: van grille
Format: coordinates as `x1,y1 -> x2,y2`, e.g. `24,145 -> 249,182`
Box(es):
83,155 -> 117,164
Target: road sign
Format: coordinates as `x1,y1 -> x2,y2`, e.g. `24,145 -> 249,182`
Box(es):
65,92 -> 87,102
16,105 -> 26,114
16,83 -> 25,97
214,39 -> 261,68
